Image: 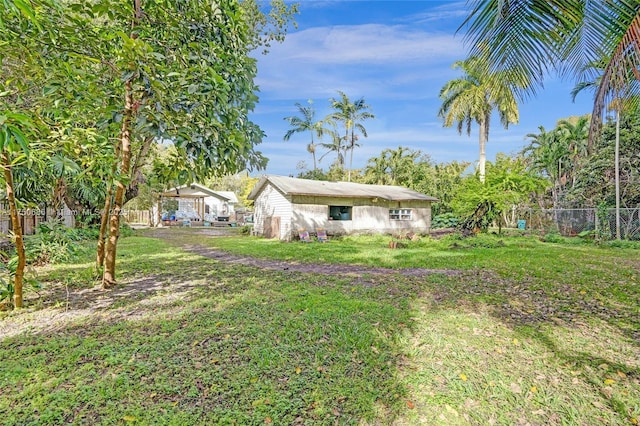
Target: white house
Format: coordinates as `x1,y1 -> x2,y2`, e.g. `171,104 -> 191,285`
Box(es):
157,183 -> 239,225
247,175 -> 438,240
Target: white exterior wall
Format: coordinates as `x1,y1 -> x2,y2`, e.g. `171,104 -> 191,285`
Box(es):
252,189 -> 432,241
292,203 -> 431,237
203,196 -> 234,216
253,183 -> 293,239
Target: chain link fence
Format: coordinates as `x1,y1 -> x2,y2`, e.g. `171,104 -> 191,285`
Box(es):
519,208 -> 640,240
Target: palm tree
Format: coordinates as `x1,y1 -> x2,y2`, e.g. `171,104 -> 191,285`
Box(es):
522,126 -> 567,209
572,63 -> 634,240
438,55 -> 520,183
318,130 -> 346,169
327,91 -> 375,182
461,1 -> 640,147
555,116 -> 589,186
283,100 -> 330,171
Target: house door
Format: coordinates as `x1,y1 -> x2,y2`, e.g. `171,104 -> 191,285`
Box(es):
264,216 -> 281,239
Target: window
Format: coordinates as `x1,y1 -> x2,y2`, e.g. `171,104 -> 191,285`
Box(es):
389,208 -> 412,220
329,206 -> 352,220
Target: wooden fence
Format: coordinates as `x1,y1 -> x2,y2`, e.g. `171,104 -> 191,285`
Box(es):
0,203 -> 75,236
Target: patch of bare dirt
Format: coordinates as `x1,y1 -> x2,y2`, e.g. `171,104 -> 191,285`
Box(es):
0,275 -> 196,341
1,228 -> 458,341
142,227 -> 460,277
181,244 -> 459,277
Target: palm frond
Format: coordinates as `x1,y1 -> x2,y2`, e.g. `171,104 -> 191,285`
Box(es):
590,9 -> 640,148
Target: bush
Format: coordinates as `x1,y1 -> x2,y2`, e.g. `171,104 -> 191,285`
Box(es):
604,239 -> 640,249
432,213 -> 459,229
541,231 -> 565,243
239,225 -> 253,235
0,257 -> 41,310
440,232 -> 506,249
22,220 -> 120,265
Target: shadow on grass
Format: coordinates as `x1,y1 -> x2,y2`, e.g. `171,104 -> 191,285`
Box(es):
3,233 -> 639,425
417,269 -> 640,424
1,241 -> 418,424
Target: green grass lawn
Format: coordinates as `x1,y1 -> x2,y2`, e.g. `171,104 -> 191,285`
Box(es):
1,231 -> 639,425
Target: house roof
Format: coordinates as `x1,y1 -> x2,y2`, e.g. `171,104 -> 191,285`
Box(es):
248,175 -> 438,202
160,183 -> 237,202
215,191 -> 239,204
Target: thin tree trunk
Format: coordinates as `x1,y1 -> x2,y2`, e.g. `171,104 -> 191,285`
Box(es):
95,185 -> 113,271
96,132 -> 123,271
102,79 -> 134,289
615,109 -> 621,240
125,135 -> 154,203
348,129 -> 354,182
478,118 -> 487,183
101,0 -> 141,287
2,152 -> 25,308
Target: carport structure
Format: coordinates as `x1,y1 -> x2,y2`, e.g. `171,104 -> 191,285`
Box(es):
157,183 -> 237,226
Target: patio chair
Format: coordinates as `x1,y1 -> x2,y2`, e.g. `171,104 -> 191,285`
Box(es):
298,229 -> 312,243
316,229 -> 328,243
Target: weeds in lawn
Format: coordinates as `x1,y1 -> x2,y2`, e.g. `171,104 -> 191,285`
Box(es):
1,231 -> 638,424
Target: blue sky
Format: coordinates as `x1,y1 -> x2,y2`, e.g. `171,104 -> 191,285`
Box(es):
250,0 -> 591,177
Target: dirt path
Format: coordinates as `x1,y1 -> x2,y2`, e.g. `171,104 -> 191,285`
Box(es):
181,244 -> 459,277
1,229 -> 458,341
143,227 -> 459,277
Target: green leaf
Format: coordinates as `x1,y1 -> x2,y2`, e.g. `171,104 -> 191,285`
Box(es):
8,125 -> 29,155
0,130 -> 5,151
6,113 -> 32,127
13,0 -> 38,27
0,127 -> 9,151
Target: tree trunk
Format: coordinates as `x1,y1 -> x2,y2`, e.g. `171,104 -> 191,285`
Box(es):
2,152 -> 25,308
478,118 -> 487,183
101,0 -> 141,287
102,79 -> 134,289
96,131 -> 123,271
348,129 -> 354,182
125,135 -> 154,203
95,185 -> 113,271
615,109 -> 621,240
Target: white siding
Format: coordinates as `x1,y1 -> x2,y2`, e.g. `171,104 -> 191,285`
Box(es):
252,189 -> 432,240
290,199 -> 431,237
253,183 -> 293,239
203,196 -> 234,217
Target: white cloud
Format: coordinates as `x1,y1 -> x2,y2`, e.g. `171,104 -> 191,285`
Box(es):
255,23 -> 465,100
287,25 -> 463,63
267,24 -> 464,64
405,1 -> 469,25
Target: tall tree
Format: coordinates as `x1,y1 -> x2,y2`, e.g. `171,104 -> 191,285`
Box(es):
453,154 -> 547,232
461,0 -> 640,147
522,126 -> 566,209
318,130 -> 346,170
522,116 -> 591,209
283,100 -> 332,171
571,62 -> 638,239
1,0 -> 297,290
566,115 -> 640,211
438,55 -> 520,183
327,91 -> 374,182
0,0 -> 51,308
91,0 -> 295,287
362,146 -> 429,187
555,116 -> 589,186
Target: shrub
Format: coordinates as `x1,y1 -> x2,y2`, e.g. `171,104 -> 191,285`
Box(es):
432,213 -> 459,229
541,231 -> 565,243
0,256 -> 41,310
